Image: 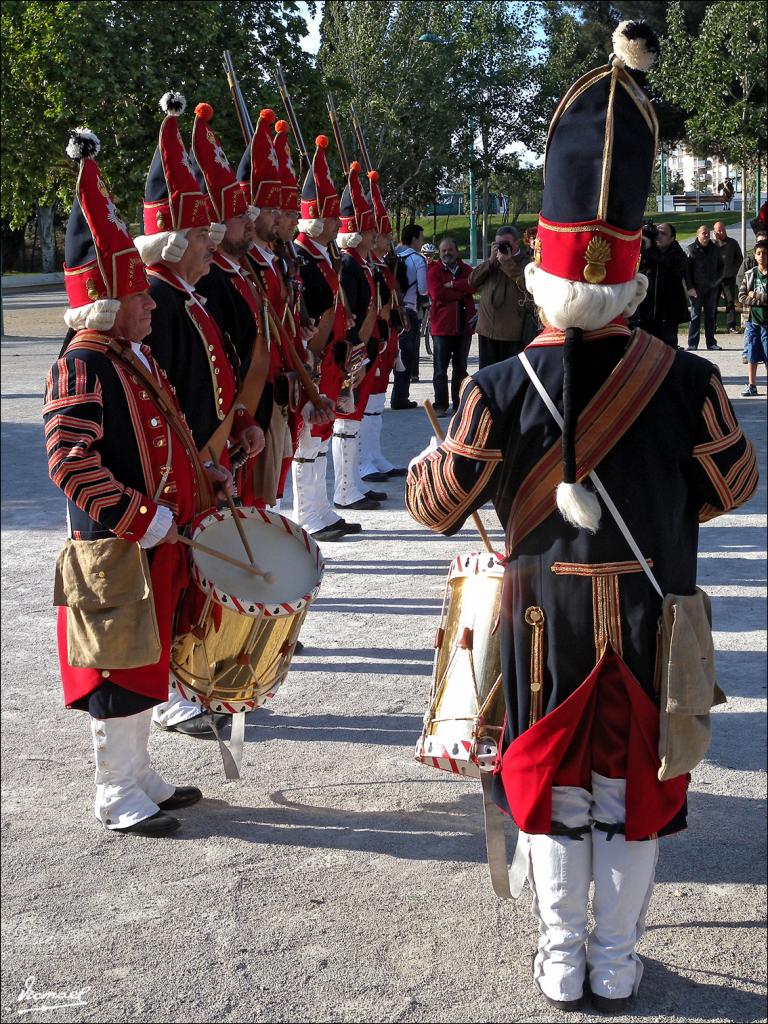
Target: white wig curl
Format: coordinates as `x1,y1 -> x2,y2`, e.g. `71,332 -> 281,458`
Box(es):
298,218 -> 325,238
64,298 -> 121,332
338,231 -> 363,249
525,263 -> 648,331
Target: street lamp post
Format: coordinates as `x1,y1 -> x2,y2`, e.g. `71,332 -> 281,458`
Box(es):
418,32 -> 477,264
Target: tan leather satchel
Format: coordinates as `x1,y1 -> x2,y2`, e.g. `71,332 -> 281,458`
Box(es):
53,538 -> 161,669
657,589 -> 727,781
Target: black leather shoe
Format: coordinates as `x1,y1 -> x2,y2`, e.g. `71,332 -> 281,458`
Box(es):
591,993 -> 629,1014
362,471 -> 390,482
384,467 -> 407,478
364,489 -> 387,501
167,712 -> 229,738
391,401 -> 417,410
433,406 -> 449,417
158,786 -> 203,810
334,498 -> 381,510
335,520 -> 363,534
542,993 -> 585,1012
112,811 -> 180,836
311,523 -> 348,542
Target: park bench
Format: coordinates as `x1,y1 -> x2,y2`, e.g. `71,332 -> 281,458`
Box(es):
672,194 -> 726,211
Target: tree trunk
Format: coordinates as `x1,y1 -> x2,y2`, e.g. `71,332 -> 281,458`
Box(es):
740,164 -> 747,257
395,203 -> 402,242
37,202 -> 56,273
481,177 -> 489,260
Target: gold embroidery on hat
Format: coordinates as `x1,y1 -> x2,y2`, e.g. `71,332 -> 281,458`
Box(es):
156,212 -> 166,230
584,236 -> 612,284
86,278 -> 99,300
534,236 -> 542,266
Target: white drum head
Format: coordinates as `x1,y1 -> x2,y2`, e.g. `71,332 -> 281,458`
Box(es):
191,508 -> 323,616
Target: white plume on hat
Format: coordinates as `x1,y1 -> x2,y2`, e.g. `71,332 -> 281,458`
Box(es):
611,20 -> 659,72
159,91 -> 187,116
66,128 -> 101,161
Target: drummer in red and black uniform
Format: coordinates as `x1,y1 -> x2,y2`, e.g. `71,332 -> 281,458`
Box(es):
332,161 -> 386,511
135,92 -> 262,737
359,168 -> 406,482
189,100 -> 273,504
406,22 -> 758,1012
272,117 -> 334,492
135,93 -> 262,463
234,109 -> 300,507
292,136 -> 361,540
44,129 -> 232,838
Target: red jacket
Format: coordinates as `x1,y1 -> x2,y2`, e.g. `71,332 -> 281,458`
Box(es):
427,259 -> 476,337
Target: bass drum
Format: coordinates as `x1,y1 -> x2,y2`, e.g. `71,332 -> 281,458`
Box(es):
416,551 -> 506,778
171,508 -> 323,713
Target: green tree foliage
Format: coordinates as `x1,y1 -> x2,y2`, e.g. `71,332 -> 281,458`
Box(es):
652,0 -> 767,166
538,1 -> 717,144
0,1 -> 318,230
318,1 -> 459,218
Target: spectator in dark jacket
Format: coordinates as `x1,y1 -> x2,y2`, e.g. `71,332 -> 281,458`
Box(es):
468,225 -> 532,368
736,230 -> 768,291
426,238 -> 476,415
686,224 -> 724,350
713,221 -> 743,333
639,223 -> 694,347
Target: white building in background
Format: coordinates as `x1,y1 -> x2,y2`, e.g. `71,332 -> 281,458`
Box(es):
664,143 -> 735,193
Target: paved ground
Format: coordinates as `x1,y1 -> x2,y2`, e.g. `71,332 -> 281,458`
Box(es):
1,290 -> 766,1024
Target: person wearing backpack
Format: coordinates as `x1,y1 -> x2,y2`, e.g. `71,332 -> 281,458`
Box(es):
391,224 -> 428,408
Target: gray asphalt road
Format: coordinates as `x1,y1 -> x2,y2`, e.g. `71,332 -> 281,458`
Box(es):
1,293 -> 766,1024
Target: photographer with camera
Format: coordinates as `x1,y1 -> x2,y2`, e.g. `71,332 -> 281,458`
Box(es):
468,224 -> 532,369
638,221 -> 694,348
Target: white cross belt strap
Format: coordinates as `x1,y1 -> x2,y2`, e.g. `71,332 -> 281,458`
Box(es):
518,352 -> 664,599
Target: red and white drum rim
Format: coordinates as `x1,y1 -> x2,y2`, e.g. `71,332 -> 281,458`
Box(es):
189,506 -> 324,618
448,549 -> 506,582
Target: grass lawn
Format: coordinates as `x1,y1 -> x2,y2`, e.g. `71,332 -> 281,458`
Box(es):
420,210 -> 744,258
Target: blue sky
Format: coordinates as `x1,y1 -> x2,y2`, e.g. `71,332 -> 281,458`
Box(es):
297,2 -> 322,54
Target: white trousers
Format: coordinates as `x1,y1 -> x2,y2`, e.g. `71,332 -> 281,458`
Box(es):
291,424 -> 340,533
91,709 -> 175,829
331,417 -> 367,505
152,686 -> 200,729
528,773 -> 658,1003
359,393 -> 395,477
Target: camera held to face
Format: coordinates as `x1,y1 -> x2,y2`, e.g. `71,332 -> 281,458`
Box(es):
497,241 -> 513,255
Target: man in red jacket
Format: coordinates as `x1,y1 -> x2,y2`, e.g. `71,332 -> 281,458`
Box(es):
426,238 -> 476,415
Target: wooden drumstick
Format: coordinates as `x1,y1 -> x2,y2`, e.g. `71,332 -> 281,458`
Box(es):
178,535 -> 270,579
207,447 -> 275,584
423,400 -> 495,555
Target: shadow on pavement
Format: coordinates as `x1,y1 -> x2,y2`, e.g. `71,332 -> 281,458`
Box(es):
311,596 -> 443,615
627,957 -> 767,1022
168,783 -> 765,888
1,421 -> 62,530
244,711 -> 425,743
712,649 -> 768,698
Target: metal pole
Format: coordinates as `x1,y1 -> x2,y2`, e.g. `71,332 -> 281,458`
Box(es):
468,119 -> 477,265
756,161 -> 762,217
660,145 -> 665,213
